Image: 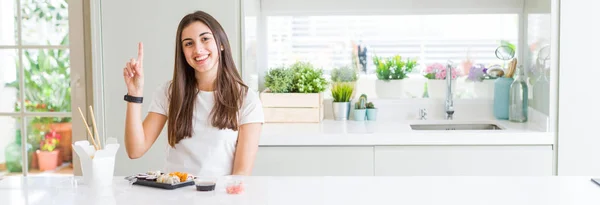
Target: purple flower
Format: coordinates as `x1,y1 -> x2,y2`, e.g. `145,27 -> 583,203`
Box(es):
467,64 -> 487,82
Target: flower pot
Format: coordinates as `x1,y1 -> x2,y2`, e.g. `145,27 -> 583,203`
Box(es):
332,102 -> 351,121
51,122 -> 72,163
36,150 -> 59,171
353,109 -> 366,121
366,108 -> 378,120
473,80 -> 495,99
375,79 -> 405,99
30,122 -> 73,166
427,79 -> 456,99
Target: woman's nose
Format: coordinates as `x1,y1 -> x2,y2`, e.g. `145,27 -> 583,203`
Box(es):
194,42 -> 206,54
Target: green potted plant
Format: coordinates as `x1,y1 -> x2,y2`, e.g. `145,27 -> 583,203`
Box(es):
331,82 -> 354,121
260,61 -> 328,122
36,130 -> 61,171
330,65 -> 358,98
366,102 -> 377,121
330,65 -> 358,83
373,55 -> 416,98
5,35 -> 73,168
264,66 -> 293,93
289,62 -> 328,93
353,94 -> 367,121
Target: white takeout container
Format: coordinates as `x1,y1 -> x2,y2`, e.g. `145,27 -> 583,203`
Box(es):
72,138 -> 119,188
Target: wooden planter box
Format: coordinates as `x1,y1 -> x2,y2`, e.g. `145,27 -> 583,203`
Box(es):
260,91 -> 324,123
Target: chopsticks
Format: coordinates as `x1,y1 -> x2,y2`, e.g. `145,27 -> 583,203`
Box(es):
77,106 -> 102,150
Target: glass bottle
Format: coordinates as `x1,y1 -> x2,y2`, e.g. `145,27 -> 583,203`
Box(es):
509,66 -> 529,122
5,129 -> 33,173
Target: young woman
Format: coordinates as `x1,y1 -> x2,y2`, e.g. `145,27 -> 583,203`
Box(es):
122,11 -> 264,176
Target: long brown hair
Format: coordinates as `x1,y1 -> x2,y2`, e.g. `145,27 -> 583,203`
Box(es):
167,11 -> 248,147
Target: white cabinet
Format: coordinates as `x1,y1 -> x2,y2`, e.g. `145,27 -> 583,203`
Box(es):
374,146 -> 553,176
252,146 -> 374,176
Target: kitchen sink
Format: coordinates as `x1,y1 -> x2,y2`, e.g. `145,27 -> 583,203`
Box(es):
410,123 -> 503,130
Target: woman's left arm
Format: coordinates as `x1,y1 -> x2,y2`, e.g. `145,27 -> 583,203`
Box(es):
232,122 -> 263,176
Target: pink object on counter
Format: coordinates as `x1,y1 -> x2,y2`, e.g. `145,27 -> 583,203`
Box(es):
226,182 -> 244,194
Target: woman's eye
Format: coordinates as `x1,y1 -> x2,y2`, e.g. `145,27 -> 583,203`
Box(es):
184,42 -> 193,46
202,37 -> 210,41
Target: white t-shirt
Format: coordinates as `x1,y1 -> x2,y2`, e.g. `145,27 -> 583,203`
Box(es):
148,81 -> 264,176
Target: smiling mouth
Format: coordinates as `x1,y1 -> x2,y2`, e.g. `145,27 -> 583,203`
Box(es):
194,54 -> 209,63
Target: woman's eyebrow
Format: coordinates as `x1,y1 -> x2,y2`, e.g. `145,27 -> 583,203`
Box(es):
181,32 -> 213,42
199,32 -> 212,37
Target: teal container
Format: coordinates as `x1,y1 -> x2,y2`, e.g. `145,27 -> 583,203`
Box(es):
366,109 -> 378,121
493,77 -> 514,120
353,109 -> 366,121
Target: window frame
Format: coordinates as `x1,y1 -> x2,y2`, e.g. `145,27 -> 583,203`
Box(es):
252,6 -> 526,93
0,0 -> 88,176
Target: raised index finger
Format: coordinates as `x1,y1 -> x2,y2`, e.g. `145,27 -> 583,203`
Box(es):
137,42 -> 144,67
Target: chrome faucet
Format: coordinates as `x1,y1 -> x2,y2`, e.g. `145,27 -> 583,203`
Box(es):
445,60 -> 454,120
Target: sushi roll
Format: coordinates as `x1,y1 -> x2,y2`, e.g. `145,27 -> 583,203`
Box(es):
157,174 -> 180,185
157,174 -> 169,183
135,173 -> 148,180
145,175 -> 157,181
147,170 -> 161,176
166,175 -> 180,185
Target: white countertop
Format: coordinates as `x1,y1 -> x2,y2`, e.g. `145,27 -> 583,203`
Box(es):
1,176 -> 598,205
259,120 -> 554,146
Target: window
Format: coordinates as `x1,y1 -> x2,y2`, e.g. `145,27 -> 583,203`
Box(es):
264,14 -> 519,98
0,0 -> 73,176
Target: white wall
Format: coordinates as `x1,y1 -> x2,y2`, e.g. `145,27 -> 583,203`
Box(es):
98,0 -> 241,175
262,0 -> 524,15
557,0 -> 600,175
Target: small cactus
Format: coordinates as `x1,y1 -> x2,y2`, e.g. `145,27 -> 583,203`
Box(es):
355,95 -> 367,109
357,94 -> 367,109
359,94 -> 368,101
366,102 -> 375,109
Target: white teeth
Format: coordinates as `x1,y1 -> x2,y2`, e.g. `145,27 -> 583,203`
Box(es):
195,55 -> 209,61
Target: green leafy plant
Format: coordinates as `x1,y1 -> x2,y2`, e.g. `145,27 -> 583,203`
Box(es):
5,34 -> 71,124
22,0 -> 68,22
405,58 -> 418,73
373,55 -> 392,80
366,102 -> 375,109
264,67 -> 294,93
374,55 -> 415,80
390,55 -> 406,79
290,61 -> 328,93
331,82 -> 354,102
330,66 -> 358,83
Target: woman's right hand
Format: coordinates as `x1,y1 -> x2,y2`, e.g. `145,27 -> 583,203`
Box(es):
123,42 -> 145,97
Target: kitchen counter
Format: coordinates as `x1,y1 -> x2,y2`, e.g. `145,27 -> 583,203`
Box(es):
1,176 -> 598,205
259,119 -> 554,146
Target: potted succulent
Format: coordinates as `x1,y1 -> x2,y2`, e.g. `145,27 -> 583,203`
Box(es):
331,82 -> 354,121
373,55 -> 416,98
353,94 -> 367,121
36,129 -> 61,171
366,102 -> 377,121
423,62 -> 459,99
260,62 -> 329,122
